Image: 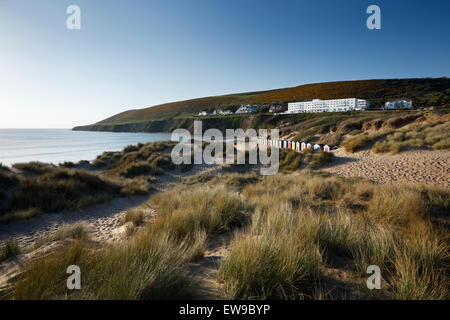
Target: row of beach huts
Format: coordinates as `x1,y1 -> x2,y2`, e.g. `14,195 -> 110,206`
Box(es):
257,138 -> 338,152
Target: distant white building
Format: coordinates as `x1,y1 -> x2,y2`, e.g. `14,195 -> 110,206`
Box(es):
287,98 -> 369,114
198,111 -> 211,116
269,105 -> 283,113
385,99 -> 413,109
212,109 -> 233,115
235,105 -> 259,114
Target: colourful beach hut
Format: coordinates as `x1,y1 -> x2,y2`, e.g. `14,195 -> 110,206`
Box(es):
301,142 -> 306,151
323,145 -> 330,152
296,142 -> 300,152
307,143 -> 312,149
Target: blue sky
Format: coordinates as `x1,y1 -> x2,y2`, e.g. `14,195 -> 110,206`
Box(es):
1,0 -> 449,128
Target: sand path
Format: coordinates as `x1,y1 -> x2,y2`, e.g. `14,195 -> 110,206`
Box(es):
187,232 -> 236,300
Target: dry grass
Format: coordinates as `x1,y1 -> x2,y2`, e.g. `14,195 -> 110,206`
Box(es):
10,232 -> 198,300
94,141 -> 175,174
151,186 -> 248,240
342,133 -> 382,153
310,150 -> 334,168
0,240 -> 21,263
0,170 -> 18,189
12,162 -> 55,174
319,133 -> 342,146
372,121 -> 450,154
33,224 -> 90,249
279,149 -> 302,172
7,184 -> 249,299
221,173 -> 449,300
119,209 -> 145,227
4,171 -> 449,300
275,148 -> 333,173
218,206 -> 323,299
0,169 -> 122,224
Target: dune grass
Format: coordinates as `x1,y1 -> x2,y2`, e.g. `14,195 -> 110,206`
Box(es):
119,209 -> 145,227
93,141 -> 175,174
218,205 -> 323,299
10,232 -> 198,300
151,186 -> 248,240
276,148 -> 333,173
339,113 -> 450,154
12,162 -> 55,174
279,149 -> 302,172
7,184 -> 248,299
342,133 -> 382,153
310,150 -> 334,168
33,224 -> 90,249
220,173 -> 449,300
372,121 -> 450,154
5,173 -> 449,300
0,166 -> 148,224
319,133 -> 342,146
0,169 -> 122,223
0,240 -> 21,263
0,170 -> 18,189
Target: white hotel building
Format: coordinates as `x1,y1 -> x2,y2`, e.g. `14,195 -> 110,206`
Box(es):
385,99 -> 413,109
287,98 -> 369,114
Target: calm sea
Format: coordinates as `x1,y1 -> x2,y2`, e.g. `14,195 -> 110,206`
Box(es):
0,129 -> 173,166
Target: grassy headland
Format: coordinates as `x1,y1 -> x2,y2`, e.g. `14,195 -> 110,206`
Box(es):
73,78 -> 450,133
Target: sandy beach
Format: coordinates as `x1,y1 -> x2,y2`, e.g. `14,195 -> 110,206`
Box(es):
323,149 -> 449,188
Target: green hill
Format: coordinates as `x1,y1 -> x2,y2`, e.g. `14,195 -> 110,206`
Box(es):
73,78 -> 450,132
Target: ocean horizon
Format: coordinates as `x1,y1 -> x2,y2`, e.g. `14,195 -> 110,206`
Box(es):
0,129 -> 172,166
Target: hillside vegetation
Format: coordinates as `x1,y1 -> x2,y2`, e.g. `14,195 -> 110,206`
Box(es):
73,78 -> 450,132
